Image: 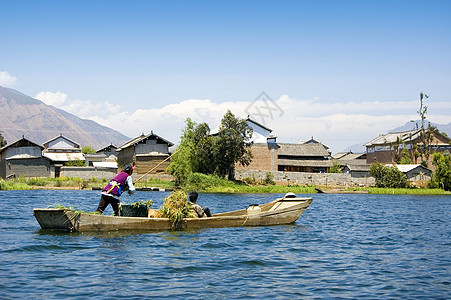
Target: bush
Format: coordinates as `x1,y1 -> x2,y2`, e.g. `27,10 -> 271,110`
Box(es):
330,161 -> 343,173
64,160 -> 86,167
185,172 -> 227,190
263,172 -> 276,185
242,176 -> 257,185
369,162 -> 408,188
429,151 -> 451,191
0,178 -> 30,190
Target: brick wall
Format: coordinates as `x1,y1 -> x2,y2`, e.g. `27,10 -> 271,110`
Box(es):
366,150 -> 395,164
236,144 -> 277,172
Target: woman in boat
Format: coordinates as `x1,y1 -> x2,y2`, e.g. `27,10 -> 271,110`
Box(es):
95,164 -> 135,216
188,191 -> 211,218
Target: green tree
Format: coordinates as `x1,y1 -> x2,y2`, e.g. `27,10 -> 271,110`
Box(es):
399,148 -> 413,164
429,151 -> 451,191
64,160 -> 86,167
369,162 -> 408,188
82,145 -> 96,154
167,111 -> 254,183
167,118 -> 196,184
191,122 -> 217,174
0,131 -> 7,148
215,110 -> 253,179
330,161 -> 343,173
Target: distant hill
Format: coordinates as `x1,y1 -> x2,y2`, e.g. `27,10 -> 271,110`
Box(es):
0,86 -> 130,149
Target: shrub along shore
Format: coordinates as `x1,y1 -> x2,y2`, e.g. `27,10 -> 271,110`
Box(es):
1,175 -> 450,195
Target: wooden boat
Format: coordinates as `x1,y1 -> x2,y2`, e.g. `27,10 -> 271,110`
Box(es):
33,196 -> 313,232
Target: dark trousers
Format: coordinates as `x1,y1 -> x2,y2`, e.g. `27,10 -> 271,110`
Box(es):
96,194 -> 120,216
203,206 -> 212,217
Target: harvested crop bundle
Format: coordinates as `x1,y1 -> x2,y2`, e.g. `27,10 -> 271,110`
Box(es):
160,190 -> 196,227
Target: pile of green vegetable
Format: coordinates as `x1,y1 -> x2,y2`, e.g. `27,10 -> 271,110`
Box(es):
159,190 -> 196,227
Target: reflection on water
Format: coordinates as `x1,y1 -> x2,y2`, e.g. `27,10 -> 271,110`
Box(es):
0,190 -> 450,299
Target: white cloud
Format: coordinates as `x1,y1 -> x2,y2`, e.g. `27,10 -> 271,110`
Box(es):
0,71 -> 18,87
33,91 -> 451,153
35,91 -> 68,106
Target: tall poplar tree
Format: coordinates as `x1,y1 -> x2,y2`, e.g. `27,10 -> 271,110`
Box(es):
215,110 -> 253,179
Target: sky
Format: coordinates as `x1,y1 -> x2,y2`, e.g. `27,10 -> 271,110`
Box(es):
1,0 -> 450,153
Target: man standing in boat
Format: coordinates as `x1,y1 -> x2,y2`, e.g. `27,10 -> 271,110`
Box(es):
96,164 -> 135,216
188,191 -> 211,218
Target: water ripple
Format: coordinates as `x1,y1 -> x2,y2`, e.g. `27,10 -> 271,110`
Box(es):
0,191 -> 450,299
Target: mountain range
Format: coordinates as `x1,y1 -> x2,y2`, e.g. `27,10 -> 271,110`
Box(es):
0,86 -> 130,149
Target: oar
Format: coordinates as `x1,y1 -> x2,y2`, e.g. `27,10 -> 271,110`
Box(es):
134,148 -> 180,183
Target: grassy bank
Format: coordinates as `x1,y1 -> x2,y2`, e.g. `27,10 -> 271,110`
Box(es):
0,177 -> 92,190
0,178 -> 31,190
0,176 -> 176,191
366,187 -> 450,195
1,176 -> 449,195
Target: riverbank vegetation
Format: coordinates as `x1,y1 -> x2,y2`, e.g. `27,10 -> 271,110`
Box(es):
0,178 -> 30,190
351,187 -> 450,195
0,177 -> 96,190
2,176 -> 450,194
428,152 -> 451,191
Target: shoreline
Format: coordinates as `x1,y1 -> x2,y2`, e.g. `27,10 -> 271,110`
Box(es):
16,185 -> 450,195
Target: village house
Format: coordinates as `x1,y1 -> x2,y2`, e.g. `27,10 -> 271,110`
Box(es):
365,129 -> 451,165
84,143 -> 119,169
389,164 -> 432,183
41,134 -> 85,177
116,131 -> 174,177
237,117 -> 279,173
96,143 -> 119,157
0,136 -> 51,179
277,142 -> 332,173
333,151 -> 369,177
236,118 -> 333,174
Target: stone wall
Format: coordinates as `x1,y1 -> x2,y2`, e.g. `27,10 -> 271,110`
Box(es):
1,157 -> 51,178
59,167 -> 117,180
236,169 -> 375,187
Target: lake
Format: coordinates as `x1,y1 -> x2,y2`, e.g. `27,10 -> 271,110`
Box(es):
0,190 -> 450,299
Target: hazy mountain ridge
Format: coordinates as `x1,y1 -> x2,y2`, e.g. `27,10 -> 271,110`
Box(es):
0,86 -> 130,149
390,120 -> 451,136
343,121 -> 451,154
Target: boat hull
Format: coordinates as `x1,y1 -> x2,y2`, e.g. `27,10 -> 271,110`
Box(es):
33,197 -> 313,232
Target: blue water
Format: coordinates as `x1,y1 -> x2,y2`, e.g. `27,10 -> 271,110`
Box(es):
0,190 -> 450,299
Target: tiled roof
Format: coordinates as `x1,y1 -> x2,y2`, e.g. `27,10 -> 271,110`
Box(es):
365,130 -> 421,147
278,143 -> 330,157
385,164 -> 431,173
42,152 -> 85,162
96,143 -> 118,153
117,132 -> 174,151
0,137 -> 43,152
344,164 -> 371,171
43,134 -> 81,148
